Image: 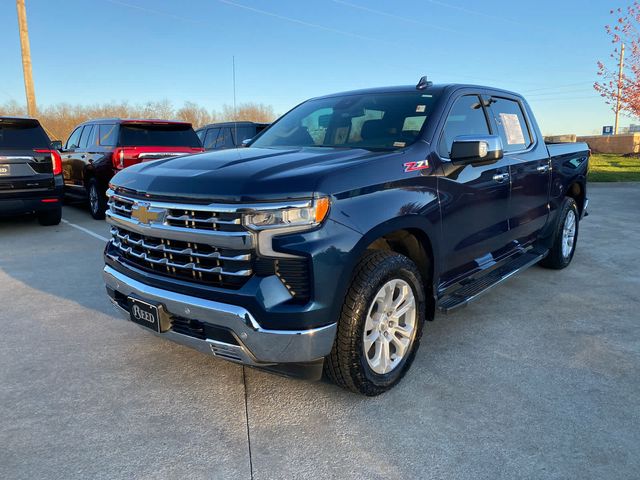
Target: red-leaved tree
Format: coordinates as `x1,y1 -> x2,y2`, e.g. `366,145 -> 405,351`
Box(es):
595,4 -> 640,118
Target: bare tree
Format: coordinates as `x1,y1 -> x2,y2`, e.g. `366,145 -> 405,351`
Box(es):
0,100 -> 277,141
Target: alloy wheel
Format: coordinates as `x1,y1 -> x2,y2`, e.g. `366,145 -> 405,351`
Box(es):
363,279 -> 417,375
562,210 -> 576,259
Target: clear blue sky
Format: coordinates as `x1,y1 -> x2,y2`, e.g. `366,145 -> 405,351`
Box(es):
0,0 -> 630,135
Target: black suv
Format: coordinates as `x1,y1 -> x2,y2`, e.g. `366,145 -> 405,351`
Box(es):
0,117 -> 63,226
62,119 -> 203,219
196,121 -> 269,150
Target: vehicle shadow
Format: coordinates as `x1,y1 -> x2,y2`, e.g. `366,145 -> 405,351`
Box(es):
0,210 -> 114,318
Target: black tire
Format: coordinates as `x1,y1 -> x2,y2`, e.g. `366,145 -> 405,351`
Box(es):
37,207 -> 62,226
539,197 -> 579,270
87,178 -> 107,220
325,250 -> 426,396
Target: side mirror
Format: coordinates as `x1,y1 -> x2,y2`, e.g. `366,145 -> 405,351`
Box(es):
241,138 -> 252,147
51,140 -> 63,151
450,135 -> 503,165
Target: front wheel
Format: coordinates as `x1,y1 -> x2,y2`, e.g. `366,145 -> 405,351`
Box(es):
87,179 -> 106,220
324,250 -> 426,396
539,197 -> 579,269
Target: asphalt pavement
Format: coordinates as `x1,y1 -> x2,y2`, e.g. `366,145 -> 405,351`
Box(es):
1,184 -> 638,480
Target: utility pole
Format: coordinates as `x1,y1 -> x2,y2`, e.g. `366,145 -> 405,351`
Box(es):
614,43 -> 625,135
16,0 -> 37,117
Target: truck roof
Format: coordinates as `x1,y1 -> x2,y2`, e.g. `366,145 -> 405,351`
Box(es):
311,83 -> 523,100
76,118 -> 193,126
0,116 -> 41,124
197,121 -> 270,129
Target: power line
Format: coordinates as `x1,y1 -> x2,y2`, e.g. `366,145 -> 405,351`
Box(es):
330,0 -> 461,34
521,81 -> 595,94
526,89 -> 596,98
527,95 -> 600,103
218,0 -> 394,45
103,0 -> 204,24
426,0 -> 521,26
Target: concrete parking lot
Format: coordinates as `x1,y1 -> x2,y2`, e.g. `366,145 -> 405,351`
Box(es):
1,183 -> 639,480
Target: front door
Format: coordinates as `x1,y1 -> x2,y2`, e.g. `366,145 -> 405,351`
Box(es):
62,126 -> 83,191
436,94 -> 513,284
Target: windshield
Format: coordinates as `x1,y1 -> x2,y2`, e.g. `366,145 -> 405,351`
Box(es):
118,123 -> 201,148
252,92 -> 438,151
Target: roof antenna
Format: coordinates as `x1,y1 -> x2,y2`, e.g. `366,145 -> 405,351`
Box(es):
416,75 -> 432,90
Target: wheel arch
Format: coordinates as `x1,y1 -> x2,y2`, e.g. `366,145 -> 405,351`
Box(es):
566,179 -> 586,216
347,216 -> 439,320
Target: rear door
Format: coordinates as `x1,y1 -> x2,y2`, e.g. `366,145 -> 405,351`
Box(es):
74,124 -> 95,188
487,96 -> 550,246
0,118 -> 55,195
436,94 -> 514,284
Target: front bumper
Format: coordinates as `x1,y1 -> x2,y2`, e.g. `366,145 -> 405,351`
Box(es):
103,265 -> 337,369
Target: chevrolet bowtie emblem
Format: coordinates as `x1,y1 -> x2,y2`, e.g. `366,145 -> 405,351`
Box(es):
130,202 -> 165,225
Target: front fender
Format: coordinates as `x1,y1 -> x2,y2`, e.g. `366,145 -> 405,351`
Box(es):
330,182 -> 442,296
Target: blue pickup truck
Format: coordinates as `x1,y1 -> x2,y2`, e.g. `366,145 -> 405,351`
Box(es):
103,78 -> 589,395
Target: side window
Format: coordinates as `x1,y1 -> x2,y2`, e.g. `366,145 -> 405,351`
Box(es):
234,126 -> 254,144
220,128 -> 234,148
203,128 -> 220,149
196,129 -> 205,142
78,125 -> 94,149
86,124 -> 99,149
66,127 -> 83,150
99,124 -> 118,146
490,97 -> 532,153
438,95 -> 490,158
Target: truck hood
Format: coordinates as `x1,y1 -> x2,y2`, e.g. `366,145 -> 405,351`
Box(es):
110,146 -> 392,202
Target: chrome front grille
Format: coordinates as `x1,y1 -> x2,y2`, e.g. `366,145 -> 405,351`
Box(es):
105,192 -> 256,289
108,195 -> 133,218
107,195 -> 244,232
165,209 -> 243,231
105,192 -> 311,298
109,226 -> 253,288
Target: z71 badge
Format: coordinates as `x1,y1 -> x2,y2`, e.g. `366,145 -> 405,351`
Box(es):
403,160 -> 429,172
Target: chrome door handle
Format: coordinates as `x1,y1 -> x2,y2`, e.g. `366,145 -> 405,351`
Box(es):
537,164 -> 550,173
492,172 -> 509,183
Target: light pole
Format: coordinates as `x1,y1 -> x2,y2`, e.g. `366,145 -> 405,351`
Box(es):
16,0 -> 37,117
614,43 -> 625,135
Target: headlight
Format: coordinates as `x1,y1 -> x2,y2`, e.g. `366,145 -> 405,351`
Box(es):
243,197 -> 330,231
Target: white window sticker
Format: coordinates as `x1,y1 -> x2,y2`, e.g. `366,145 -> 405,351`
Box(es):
416,105 -> 426,113
403,116 -> 426,132
499,113 -> 526,145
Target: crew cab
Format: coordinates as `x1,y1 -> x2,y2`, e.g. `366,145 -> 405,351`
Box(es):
0,117 -> 63,226
102,79 -> 589,395
61,119 -> 203,219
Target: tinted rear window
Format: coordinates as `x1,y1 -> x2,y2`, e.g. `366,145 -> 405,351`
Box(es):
0,120 -> 50,149
118,123 -> 201,147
